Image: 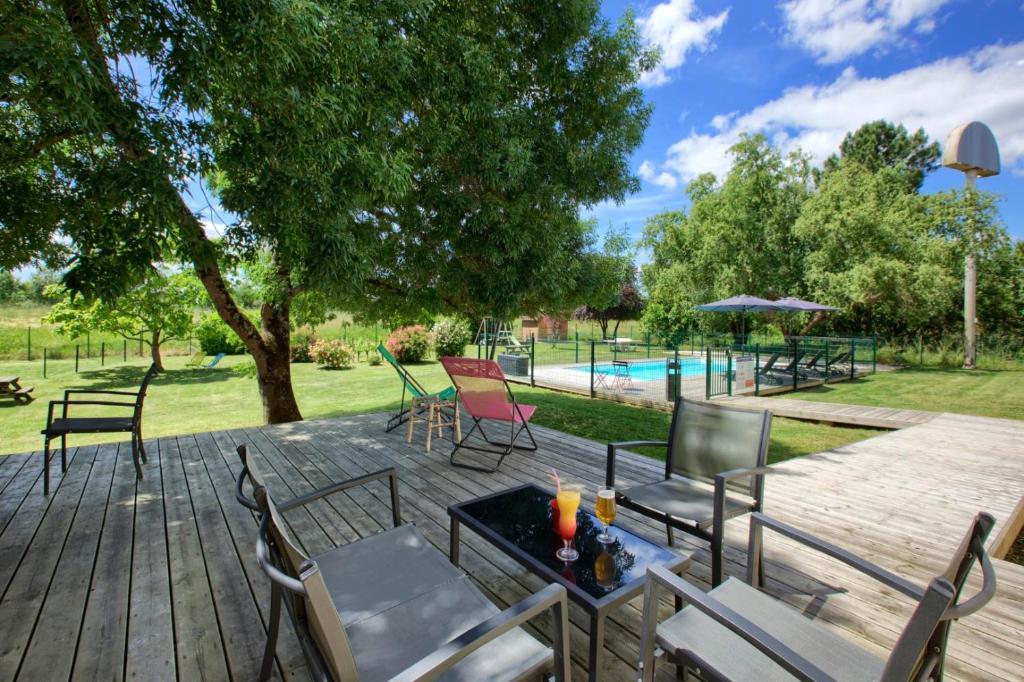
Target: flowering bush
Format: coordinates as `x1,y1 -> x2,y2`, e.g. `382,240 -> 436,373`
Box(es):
290,331 -> 317,362
309,339 -> 354,369
386,325 -> 431,363
431,317 -> 471,358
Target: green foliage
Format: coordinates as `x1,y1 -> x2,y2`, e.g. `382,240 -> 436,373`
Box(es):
386,325 -> 431,363
290,331 -> 317,363
195,315 -> 246,356
431,317 -> 472,358
309,339 -> 354,369
822,120 -> 940,192
232,360 -> 259,379
641,135 -> 811,339
43,271 -> 201,368
0,271 -> 20,303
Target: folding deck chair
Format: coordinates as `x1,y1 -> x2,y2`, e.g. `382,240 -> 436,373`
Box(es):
379,343 -> 456,432
184,352 -> 206,368
440,357 -> 537,473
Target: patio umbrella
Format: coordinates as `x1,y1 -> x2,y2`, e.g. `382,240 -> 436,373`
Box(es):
696,294 -> 783,339
773,297 -> 837,312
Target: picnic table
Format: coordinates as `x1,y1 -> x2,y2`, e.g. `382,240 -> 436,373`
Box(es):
0,376 -> 34,404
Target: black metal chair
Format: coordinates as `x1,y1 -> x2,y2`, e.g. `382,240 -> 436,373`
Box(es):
606,397 -> 772,587
234,445 -> 570,682
40,363 -> 158,495
639,512 -> 997,681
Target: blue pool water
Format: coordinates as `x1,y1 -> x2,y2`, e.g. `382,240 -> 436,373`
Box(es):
572,358 -> 708,381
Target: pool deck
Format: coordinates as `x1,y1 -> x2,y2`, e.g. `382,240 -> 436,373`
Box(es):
0,411 -> 1021,680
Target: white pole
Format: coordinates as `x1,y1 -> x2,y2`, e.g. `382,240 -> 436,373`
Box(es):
963,170 -> 977,369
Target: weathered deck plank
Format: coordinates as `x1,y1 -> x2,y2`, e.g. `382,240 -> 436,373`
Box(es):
0,409 -> 1021,681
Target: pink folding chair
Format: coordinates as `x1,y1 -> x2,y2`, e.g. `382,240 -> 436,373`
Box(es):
439,357 -> 538,472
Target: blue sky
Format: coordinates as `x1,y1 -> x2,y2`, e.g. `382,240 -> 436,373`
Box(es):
585,0 -> 1024,243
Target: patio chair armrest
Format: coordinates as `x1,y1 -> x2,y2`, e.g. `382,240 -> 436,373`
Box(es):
278,468 -> 402,528
748,513 -> 925,601
945,542 -> 997,620
715,466 -> 773,484
64,389 -> 140,399
255,515 -> 306,595
390,583 -> 570,682
235,465 -> 261,511
46,399 -> 138,424
640,565 -> 831,682
606,441 -> 668,487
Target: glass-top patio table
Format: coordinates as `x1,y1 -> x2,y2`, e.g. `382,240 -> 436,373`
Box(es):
448,483 -> 692,681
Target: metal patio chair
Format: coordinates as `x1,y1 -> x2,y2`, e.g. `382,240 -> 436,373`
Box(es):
606,397 -> 772,586
638,511 -> 997,681
234,445 -> 569,682
440,356 -> 538,473
40,363 -> 158,495
379,343 -> 456,432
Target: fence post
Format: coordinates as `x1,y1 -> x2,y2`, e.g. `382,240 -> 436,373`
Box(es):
754,345 -> 760,396
139,338 -> 143,357
530,335 -> 535,387
824,340 -> 830,385
727,349 -> 733,396
123,339 -> 127,362
872,335 -> 877,374
75,345 -> 80,373
575,331 -> 579,364
589,341 -> 596,398
189,335 -> 192,354
792,339 -> 799,390
27,327 -> 32,361
101,341 -> 105,366
850,339 -> 856,380
43,347 -> 47,379
87,333 -> 91,358
705,347 -> 711,400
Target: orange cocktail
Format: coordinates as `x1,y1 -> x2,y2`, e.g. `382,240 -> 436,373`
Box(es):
555,484 -> 581,562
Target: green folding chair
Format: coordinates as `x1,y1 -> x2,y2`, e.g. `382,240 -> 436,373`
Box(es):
378,343 -> 456,432
184,352 -> 206,368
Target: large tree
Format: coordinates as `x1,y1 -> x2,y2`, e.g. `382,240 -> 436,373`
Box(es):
44,271 -> 201,371
2,0 -> 652,422
821,120 -> 940,192
640,134 -> 812,338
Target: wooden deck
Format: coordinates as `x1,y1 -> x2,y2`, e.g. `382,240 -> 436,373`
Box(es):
714,395 -> 937,429
0,411 -> 1021,681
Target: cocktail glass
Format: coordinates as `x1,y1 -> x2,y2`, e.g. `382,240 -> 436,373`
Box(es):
555,484 -> 581,562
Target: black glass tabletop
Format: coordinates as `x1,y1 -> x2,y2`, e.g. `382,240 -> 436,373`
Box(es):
450,484 -> 685,606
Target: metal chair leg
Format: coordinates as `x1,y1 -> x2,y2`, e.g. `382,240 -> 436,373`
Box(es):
43,439 -> 51,496
60,434 -> 67,473
131,434 -> 144,480
260,582 -> 283,681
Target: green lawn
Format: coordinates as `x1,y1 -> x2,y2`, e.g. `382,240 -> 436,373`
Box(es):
0,353 -> 875,462
783,366 -> 1024,419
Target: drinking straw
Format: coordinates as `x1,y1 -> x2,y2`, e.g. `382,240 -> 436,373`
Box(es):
551,467 -> 561,493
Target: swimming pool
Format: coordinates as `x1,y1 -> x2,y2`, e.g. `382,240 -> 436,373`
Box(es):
572,358 -> 708,381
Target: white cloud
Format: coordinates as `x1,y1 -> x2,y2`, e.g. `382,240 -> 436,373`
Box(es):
638,160 -> 680,189
652,42 -> 1024,183
638,0 -> 729,86
780,0 -> 951,64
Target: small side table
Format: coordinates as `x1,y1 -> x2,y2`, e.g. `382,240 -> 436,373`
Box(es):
406,395 -> 461,452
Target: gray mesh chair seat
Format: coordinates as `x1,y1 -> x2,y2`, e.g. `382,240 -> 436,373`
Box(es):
618,478 -> 756,532
653,578 -> 884,681
639,512 -> 998,682
607,398 -> 772,586
310,523 -> 552,681
235,445 -> 570,682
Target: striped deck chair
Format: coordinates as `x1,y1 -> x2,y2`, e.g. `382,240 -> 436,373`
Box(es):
440,357 -> 537,472
379,343 -> 456,432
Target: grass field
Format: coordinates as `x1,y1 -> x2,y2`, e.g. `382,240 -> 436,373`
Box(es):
0,353 -> 875,463
784,365 -> 1024,419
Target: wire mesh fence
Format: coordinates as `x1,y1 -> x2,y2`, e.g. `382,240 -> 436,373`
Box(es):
495,335 -> 877,406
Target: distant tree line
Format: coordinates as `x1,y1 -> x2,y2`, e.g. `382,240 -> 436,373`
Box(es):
640,121 -> 1023,349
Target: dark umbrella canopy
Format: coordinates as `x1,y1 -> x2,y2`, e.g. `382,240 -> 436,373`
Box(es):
773,297 -> 837,312
696,294 -> 782,313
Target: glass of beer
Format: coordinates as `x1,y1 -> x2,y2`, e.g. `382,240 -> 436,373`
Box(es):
595,488 -> 616,544
555,484 -> 582,562
595,549 -> 615,590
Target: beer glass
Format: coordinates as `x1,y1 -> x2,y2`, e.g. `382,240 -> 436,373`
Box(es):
595,487 -> 616,544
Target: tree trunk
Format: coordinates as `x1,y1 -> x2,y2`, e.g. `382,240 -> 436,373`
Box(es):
255,293 -> 303,423
612,320 -> 621,339
150,329 -> 164,372
598,319 -> 609,339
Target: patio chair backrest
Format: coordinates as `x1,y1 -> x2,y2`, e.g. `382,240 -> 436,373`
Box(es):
440,357 -> 510,419
238,446 -> 308,576
378,343 -> 427,398
665,398 -> 771,496
297,559 -> 361,681
881,512 -> 996,680
207,352 -> 226,367
134,363 -> 160,421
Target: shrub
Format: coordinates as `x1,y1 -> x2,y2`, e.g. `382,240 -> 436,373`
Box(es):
385,325 -> 431,363
368,351 -> 382,366
432,317 -> 471,358
194,314 -> 246,355
290,330 -> 317,362
309,339 -> 354,369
